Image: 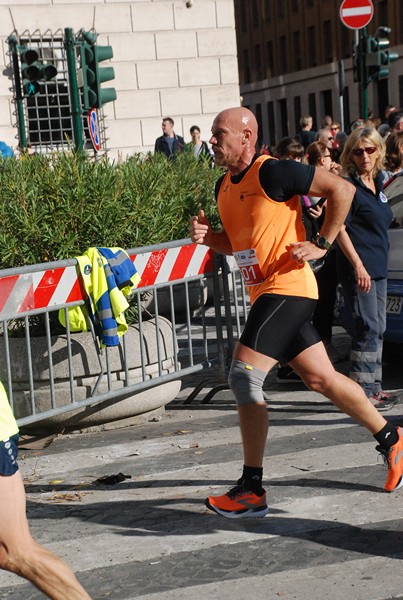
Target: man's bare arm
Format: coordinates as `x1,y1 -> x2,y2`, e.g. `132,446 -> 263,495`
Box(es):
189,210 -> 233,255
308,167 -> 355,243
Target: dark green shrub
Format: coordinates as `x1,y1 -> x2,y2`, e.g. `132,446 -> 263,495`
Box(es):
0,150 -> 222,269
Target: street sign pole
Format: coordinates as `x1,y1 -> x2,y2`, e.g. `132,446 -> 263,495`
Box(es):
360,27 -> 369,120
340,1 -> 374,121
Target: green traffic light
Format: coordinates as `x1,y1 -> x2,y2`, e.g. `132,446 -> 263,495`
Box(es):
79,34 -> 116,110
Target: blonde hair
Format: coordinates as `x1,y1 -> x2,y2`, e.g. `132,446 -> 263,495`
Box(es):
340,127 -> 385,177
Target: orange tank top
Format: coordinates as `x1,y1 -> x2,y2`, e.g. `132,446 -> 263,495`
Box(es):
217,155 -> 318,304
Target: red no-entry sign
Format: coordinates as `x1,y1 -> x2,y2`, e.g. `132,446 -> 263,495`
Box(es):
339,0 -> 374,30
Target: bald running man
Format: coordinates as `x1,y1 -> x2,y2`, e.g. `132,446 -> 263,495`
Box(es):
0,381 -> 91,598
190,106 -> 403,519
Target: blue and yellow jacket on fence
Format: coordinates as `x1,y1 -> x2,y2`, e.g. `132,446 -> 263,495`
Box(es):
59,247 -> 140,347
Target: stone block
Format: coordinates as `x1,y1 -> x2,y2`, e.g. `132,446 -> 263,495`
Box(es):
201,84 -> 241,113
115,90 -> 161,119
106,118 -> 142,148
173,1 -> 216,30
113,63 -> 138,91
219,56 -> 239,85
109,33 -> 156,62
94,5 -> 133,34
156,31 -> 197,60
178,57 -> 220,87
132,2 -> 174,31
137,61 -> 178,90
160,88 -> 201,117
216,0 -> 236,28
197,28 -> 236,58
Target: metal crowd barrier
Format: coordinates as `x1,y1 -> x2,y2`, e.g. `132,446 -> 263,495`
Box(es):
0,239 -> 249,426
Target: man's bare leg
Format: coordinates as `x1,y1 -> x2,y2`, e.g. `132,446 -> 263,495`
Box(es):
290,341 -> 386,433
0,471 -> 91,600
234,343 -> 278,467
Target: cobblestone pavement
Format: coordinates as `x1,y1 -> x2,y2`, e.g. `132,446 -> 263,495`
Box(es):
2,328 -> 403,600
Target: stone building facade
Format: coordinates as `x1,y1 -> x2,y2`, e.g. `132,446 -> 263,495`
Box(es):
0,0 -> 240,159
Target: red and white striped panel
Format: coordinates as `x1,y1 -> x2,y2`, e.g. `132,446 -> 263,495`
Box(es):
0,244 -> 214,319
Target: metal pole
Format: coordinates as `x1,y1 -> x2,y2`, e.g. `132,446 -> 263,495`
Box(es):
63,28 -> 83,151
8,36 -> 27,148
338,59 -> 345,131
360,27 -> 369,120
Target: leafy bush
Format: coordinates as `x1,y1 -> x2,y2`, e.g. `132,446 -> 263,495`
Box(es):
0,150 -> 223,269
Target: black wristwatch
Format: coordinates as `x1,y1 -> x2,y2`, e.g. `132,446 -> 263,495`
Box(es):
313,233 -> 332,251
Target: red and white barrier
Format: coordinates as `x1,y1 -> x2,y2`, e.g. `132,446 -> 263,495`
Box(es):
0,244 -> 214,319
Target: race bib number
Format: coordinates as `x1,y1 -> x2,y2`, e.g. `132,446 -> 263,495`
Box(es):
233,249 -> 264,286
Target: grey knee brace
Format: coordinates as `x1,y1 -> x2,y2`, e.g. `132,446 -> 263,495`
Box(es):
228,359 -> 267,405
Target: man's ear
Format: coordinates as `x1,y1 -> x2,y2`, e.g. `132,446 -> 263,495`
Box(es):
243,129 -> 252,143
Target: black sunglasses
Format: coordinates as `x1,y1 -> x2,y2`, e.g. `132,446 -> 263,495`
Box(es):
351,146 -> 377,157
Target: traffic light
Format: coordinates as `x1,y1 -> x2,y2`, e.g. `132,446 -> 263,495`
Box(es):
19,46 -> 57,97
366,28 -> 399,83
79,31 -> 116,110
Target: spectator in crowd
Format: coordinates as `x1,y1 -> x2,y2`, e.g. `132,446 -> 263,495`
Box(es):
296,115 -> 316,151
337,126 -> 398,411
316,128 -> 335,152
187,125 -> 213,161
259,140 -> 271,155
333,130 -> 348,163
154,117 -> 185,159
330,122 -> 341,138
381,131 -> 403,185
321,114 -> 333,129
378,105 -> 397,138
274,136 -> 305,162
305,141 -> 345,363
0,141 -> 14,159
388,110 -> 403,134
0,381 -> 92,598
350,118 -> 365,131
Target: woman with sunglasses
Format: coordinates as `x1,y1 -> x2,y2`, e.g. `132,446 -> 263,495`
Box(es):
337,127 -> 398,410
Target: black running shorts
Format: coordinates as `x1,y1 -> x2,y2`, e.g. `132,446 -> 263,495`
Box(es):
240,294 -> 320,362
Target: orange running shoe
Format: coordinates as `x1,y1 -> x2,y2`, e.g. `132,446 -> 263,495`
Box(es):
205,481 -> 269,519
377,427 -> 403,492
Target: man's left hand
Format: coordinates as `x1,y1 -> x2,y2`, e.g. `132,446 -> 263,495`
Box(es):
290,241 -> 327,265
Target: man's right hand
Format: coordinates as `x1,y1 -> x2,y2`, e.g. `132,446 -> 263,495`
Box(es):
190,210 -> 211,245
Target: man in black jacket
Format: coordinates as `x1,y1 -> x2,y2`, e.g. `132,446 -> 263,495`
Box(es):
154,117 -> 185,158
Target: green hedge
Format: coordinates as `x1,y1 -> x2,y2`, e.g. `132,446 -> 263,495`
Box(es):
0,150 -> 223,269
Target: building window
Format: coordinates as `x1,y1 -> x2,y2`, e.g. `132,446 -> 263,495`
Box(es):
267,101 -> 275,147
379,0 -> 388,24
343,86 -> 350,131
399,75 -> 403,108
294,96 -> 301,132
266,41 -> 274,78
307,26 -> 317,67
240,1 -> 247,33
321,89 -> 333,123
324,21 -> 333,63
255,44 -> 263,80
252,0 -> 259,28
279,36 -> 287,73
255,103 -> 263,142
277,0 -> 285,19
278,98 -> 288,138
264,0 -> 271,22
293,31 -> 301,71
243,48 -> 251,84
291,0 -> 299,12
341,25 -> 352,59
308,92 -> 317,130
